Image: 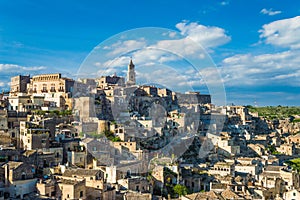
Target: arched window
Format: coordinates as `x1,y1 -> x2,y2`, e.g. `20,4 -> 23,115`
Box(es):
21,172 -> 26,180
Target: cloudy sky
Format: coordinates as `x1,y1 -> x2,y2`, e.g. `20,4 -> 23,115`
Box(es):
0,0 -> 299,106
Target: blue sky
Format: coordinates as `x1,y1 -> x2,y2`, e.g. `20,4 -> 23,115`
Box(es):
0,0 -> 300,106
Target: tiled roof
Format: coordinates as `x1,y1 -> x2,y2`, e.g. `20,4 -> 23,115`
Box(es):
23,150 -> 36,157
5,161 -> 23,169
63,168 -> 102,177
184,191 -> 219,200
221,188 -> 241,199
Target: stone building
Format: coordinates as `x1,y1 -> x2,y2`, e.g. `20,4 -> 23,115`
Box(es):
259,165 -> 300,189
113,141 -> 137,153
276,143 -> 295,156
28,73 -> 73,95
10,75 -> 30,94
7,95 -> 31,111
140,85 -> 158,97
117,177 -> 150,193
209,162 -> 235,177
36,179 -> 56,198
3,161 -> 35,183
60,168 -> 107,199
73,96 -> 96,121
57,179 -> 86,200
123,191 -> 152,200
157,88 -> 172,98
67,150 -> 86,167
97,74 -> 125,89
176,91 -> 211,105
19,121 -> 50,150
3,161 -> 37,199
283,188 -> 300,200
0,110 -> 8,130
287,133 -> 300,145
247,143 -> 265,156
27,73 -> 74,109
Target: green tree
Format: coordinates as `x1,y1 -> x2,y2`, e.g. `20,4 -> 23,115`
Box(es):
173,184 -> 188,197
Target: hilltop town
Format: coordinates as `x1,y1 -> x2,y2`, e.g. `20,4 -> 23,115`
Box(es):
0,60 -> 300,200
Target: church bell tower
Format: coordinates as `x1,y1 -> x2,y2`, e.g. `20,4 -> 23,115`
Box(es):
127,59 -> 136,85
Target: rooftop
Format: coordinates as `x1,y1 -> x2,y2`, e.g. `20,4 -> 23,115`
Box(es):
63,168 -> 103,177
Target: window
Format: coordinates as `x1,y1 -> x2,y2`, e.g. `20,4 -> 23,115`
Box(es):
90,177 -> 93,180
42,84 -> 47,92
80,191 -> 83,197
21,173 -> 26,180
50,84 -> 55,92
59,83 -> 64,92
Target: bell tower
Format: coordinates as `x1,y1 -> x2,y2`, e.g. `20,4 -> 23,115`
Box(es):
127,59 -> 136,85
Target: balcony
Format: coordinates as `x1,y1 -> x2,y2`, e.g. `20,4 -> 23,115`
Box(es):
50,88 -> 56,92
41,89 -> 48,93
58,88 -> 64,92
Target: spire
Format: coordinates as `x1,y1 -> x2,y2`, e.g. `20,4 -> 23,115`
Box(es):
129,58 -> 135,69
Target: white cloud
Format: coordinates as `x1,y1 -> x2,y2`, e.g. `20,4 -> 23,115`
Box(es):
273,70 -> 300,80
103,39 -> 146,56
101,21 -> 230,66
220,1 -> 229,6
0,64 -> 46,72
80,21 -> 230,94
260,8 -> 282,16
94,21 -> 230,73
0,64 -> 48,90
221,50 -> 300,86
135,64 -> 204,92
176,21 -> 231,49
259,16 -> 300,49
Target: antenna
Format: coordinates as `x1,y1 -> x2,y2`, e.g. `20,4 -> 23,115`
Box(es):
254,99 -> 258,107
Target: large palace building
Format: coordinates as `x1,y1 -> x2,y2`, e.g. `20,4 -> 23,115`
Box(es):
9,73 -> 74,110
27,73 -> 74,96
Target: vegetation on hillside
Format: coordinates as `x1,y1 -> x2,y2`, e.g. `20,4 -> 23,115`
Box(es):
285,158 -> 300,172
173,184 -> 189,197
266,145 -> 281,155
102,130 -> 122,142
246,105 -> 300,120
33,110 -> 72,116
